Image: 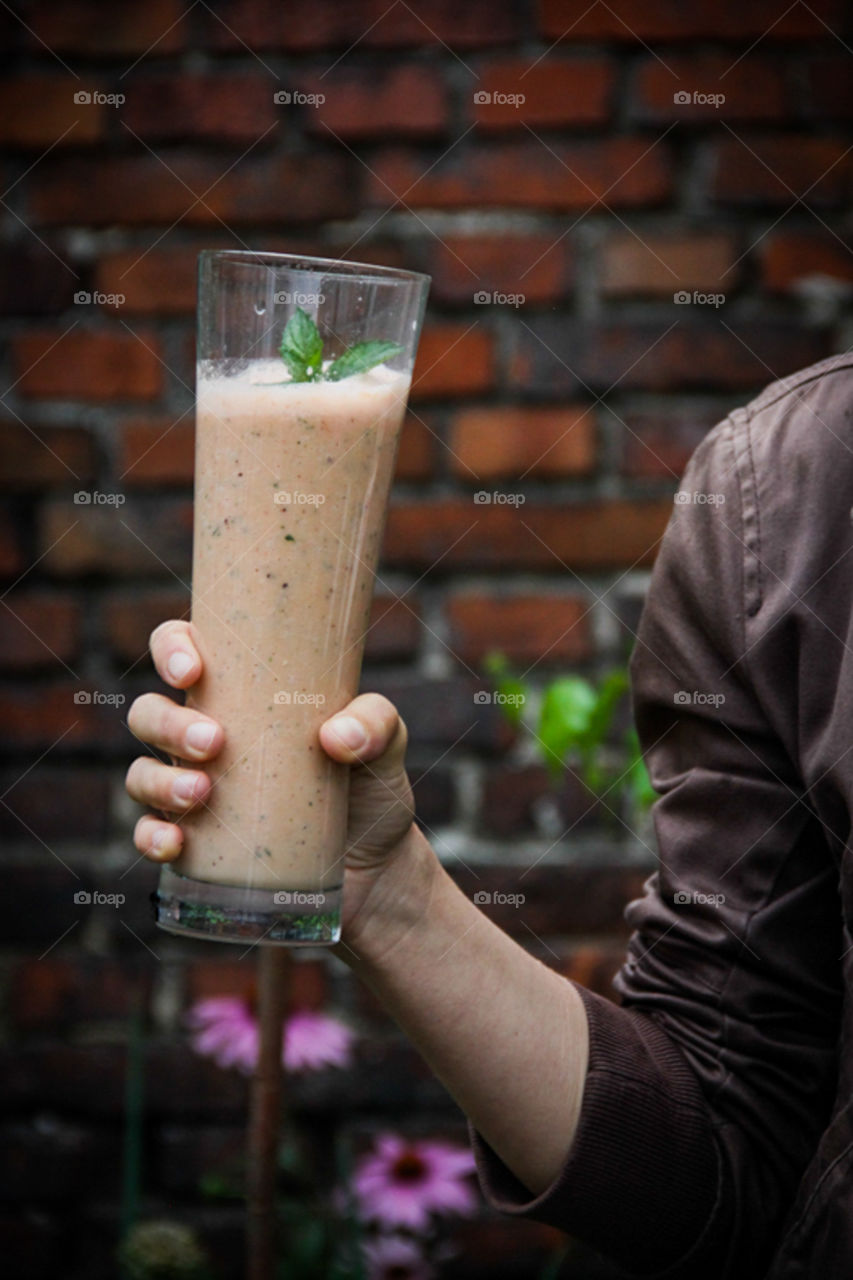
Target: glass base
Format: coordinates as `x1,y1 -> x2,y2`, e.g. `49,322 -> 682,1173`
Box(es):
152,864 -> 342,947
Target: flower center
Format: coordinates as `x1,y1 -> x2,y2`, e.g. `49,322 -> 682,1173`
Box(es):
391,1150 -> 428,1183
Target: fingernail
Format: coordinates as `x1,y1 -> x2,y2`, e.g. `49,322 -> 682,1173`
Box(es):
151,828 -> 168,854
168,651 -> 195,681
173,774 -> 201,803
186,721 -> 217,753
332,716 -> 367,751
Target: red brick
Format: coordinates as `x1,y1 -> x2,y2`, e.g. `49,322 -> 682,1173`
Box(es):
383,498 -> 672,570
474,58 -> 614,129
122,73 -> 275,143
633,55 -> 787,122
0,683 -> 129,750
0,509 -> 25,578
0,593 -> 81,670
600,231 -> 738,296
621,408 -> 724,479
26,0 -> 187,55
30,154 -> 355,226
761,231 -> 853,291
8,958 -> 153,1031
446,592 -> 592,664
450,864 -> 646,935
367,673 -> 515,753
12,329 -> 162,401
0,420 -> 97,489
480,764 -> 602,837
428,233 -> 572,306
95,247 -> 197,314
38,497 -> 192,577
364,592 -> 422,662
411,323 -> 493,399
301,65 -> 448,139
366,139 -> 672,210
201,0 -> 522,50
538,0 -> 844,41
394,413 -> 435,481
117,415 -> 195,486
410,764 -> 455,827
713,136 -> 850,205
0,764 -> 109,842
0,77 -> 104,148
509,317 -> 828,393
103,587 -> 190,664
453,1219 -> 565,1271
807,57 -> 853,119
185,957 -> 328,1013
0,242 -> 76,316
556,943 -> 627,999
0,1121 -> 119,1201
448,405 -> 595,479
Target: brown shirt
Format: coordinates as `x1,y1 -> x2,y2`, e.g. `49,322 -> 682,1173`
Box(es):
470,353 -> 853,1278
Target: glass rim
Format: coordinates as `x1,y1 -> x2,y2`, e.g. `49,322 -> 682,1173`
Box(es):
199,249 -> 431,287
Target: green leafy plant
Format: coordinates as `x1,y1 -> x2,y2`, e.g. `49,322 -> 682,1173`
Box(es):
279,308 -> 403,383
483,651 -> 656,822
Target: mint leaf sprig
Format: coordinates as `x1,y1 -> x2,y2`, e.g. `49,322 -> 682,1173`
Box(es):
279,307 -> 403,383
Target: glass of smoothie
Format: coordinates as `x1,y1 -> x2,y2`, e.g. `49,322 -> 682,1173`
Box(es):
152,251 -> 430,946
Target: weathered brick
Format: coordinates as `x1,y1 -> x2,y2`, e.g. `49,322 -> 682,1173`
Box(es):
411,323 -> 493,399
95,248 -> 197,314
446,592 -> 592,665
633,55 -> 787,123
510,317 -> 828,393
473,58 -> 614,129
0,765 -> 110,843
185,956 -> 329,1012
600,231 -> 739,296
383,498 -> 672,570
394,413 -> 435,481
539,0 -> 844,40
0,77 -> 105,148
26,0 -> 187,55
0,682 -> 133,752
409,763 -> 455,828
122,73 -> 275,142
12,329 -> 162,401
0,508 -> 26,578
31,154 -> 355,226
448,405 -> 595,479
8,957 -> 154,1031
761,231 -> 853,291
117,415 -> 195,486
0,241 -> 77,315
201,0 -> 522,50
366,140 -> 672,210
620,407 -> 723,478
363,592 -> 422,662
555,942 -> 628,999
301,64 -> 448,139
103,586 -> 190,664
449,864 -> 646,935
428,233 -> 572,306
363,673 -> 516,753
807,57 -> 853,119
38,497 -> 192,577
0,421 -> 97,489
0,592 -> 81,669
480,764 -> 603,836
0,867 -> 94,942
713,136 -> 850,205
155,1125 -> 247,1194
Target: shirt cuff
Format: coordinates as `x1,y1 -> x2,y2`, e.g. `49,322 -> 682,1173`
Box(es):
468,983 -> 726,1276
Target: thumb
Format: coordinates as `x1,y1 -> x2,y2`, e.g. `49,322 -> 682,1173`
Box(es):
319,692 -> 408,774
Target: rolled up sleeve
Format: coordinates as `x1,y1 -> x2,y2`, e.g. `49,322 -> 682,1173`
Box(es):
470,415 -> 843,1278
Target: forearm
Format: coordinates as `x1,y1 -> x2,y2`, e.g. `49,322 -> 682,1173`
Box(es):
341,824 -> 589,1196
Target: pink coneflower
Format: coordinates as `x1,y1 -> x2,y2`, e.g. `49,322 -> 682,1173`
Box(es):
362,1234 -> 435,1280
185,997 -> 354,1075
353,1134 -> 478,1232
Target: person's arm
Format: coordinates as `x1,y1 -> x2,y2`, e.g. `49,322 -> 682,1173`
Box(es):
339,820 -> 589,1197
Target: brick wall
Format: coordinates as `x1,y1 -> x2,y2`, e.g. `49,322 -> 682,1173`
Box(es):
1,2 -> 851,1276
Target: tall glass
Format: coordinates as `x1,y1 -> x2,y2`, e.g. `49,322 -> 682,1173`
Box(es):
152,251 -> 430,946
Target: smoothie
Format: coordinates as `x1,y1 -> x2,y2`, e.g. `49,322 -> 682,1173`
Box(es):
174,357 -> 409,897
